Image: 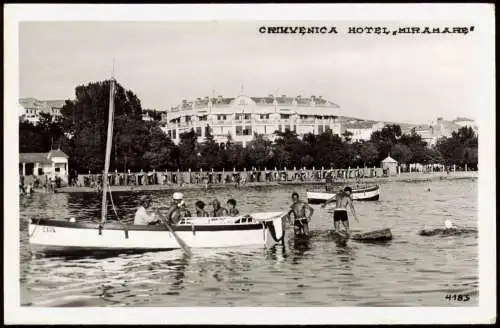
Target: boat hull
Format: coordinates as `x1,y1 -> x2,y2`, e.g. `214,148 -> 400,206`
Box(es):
307,185 -> 380,204
29,212 -> 286,255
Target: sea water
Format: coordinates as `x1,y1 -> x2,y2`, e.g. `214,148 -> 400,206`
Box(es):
19,178 -> 478,306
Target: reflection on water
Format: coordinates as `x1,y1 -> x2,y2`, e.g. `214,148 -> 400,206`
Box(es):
20,179 -> 478,306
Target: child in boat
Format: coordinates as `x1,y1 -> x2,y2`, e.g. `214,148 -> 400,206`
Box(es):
134,195 -> 159,225
227,198 -> 240,216
287,192 -> 314,237
195,200 -> 210,217
210,198 -> 229,217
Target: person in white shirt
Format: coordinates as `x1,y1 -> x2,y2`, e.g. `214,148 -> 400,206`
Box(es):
134,195 -> 159,225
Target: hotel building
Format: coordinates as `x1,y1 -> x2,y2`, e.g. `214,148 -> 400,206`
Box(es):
160,94 -> 341,146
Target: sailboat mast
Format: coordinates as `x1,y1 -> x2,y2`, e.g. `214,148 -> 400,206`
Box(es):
101,78 -> 116,224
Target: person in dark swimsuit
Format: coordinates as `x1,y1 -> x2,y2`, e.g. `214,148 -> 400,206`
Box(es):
322,186 -> 359,234
287,192 -> 314,237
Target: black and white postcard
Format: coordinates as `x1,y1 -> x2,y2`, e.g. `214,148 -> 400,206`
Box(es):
4,3 -> 495,325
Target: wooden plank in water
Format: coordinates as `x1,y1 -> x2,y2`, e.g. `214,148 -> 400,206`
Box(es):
351,228 -> 392,242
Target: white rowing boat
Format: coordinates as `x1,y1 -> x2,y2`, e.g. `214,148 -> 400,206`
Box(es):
307,185 -> 380,204
29,212 -> 287,254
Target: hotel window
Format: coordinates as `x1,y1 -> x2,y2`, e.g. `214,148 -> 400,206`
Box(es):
260,114 -> 269,120
280,114 -> 290,119
236,126 -> 243,136
235,113 -> 242,120
172,130 -> 177,139
38,168 -> 44,175
244,114 -> 251,120
325,125 -> 331,132
243,126 -> 252,136
293,125 -> 297,132
186,116 -> 192,122
285,124 -> 291,131
196,127 -> 202,136
55,167 -> 60,173
205,126 -> 211,136
199,115 -> 207,121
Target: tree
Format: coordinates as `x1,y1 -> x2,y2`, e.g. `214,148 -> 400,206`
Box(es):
341,130 -> 353,143
59,80 -> 147,172
272,130 -> 304,169
199,129 -> 222,170
178,129 -> 201,170
391,143 -> 412,164
359,142 -> 379,167
436,127 -> 478,167
141,123 -> 178,170
246,134 -> 273,169
370,124 -> 403,162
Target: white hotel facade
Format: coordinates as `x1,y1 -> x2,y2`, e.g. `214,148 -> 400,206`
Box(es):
160,94 -> 341,146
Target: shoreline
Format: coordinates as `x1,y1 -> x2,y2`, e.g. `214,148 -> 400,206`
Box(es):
53,171 -> 478,193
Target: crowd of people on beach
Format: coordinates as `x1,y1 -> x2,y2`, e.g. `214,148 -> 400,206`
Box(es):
69,167 -> 390,190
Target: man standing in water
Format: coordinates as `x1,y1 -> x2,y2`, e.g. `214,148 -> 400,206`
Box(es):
322,186 -> 359,234
287,192 -> 314,237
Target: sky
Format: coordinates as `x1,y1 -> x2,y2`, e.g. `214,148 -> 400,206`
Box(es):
19,20 -> 485,124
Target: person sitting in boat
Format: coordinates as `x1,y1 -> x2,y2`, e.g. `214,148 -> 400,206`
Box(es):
195,200 -> 210,217
287,192 -> 314,237
322,186 -> 359,234
134,195 -> 160,225
210,198 -> 228,217
227,198 -> 240,216
164,192 -> 192,224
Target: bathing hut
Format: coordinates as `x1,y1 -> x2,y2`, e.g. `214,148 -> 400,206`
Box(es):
381,155 -> 398,176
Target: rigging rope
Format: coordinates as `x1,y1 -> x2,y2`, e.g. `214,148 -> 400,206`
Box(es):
106,183 -> 129,238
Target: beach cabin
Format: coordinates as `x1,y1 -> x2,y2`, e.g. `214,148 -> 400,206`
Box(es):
19,149 -> 69,183
381,155 -> 398,176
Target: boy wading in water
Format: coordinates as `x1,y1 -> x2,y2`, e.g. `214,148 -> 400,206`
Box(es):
322,186 -> 359,235
287,192 -> 314,237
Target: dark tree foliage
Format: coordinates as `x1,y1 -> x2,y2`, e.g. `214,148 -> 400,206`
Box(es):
436,126 -> 478,168
19,79 -> 478,172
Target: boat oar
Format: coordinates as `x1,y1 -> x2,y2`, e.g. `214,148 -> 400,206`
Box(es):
156,211 -> 192,257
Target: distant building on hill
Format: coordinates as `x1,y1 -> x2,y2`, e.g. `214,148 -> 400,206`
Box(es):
409,117 -> 476,147
19,98 -> 65,125
342,120 -> 385,142
160,93 -> 341,146
452,117 -> 478,132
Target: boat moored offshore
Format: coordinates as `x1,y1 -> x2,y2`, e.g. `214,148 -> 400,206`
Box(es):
307,185 -> 380,204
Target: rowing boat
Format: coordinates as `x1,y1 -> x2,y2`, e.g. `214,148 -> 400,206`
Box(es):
29,212 -> 287,254
307,185 -> 380,204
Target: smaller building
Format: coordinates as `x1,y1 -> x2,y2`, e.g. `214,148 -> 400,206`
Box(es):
19,149 -> 69,183
343,120 -> 384,142
381,155 -> 398,176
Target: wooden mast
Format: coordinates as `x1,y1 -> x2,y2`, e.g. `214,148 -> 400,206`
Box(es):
100,76 -> 116,225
